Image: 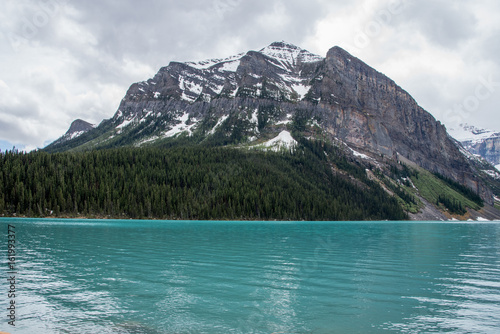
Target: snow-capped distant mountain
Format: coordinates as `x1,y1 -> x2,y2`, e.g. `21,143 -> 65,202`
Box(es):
448,123 -> 500,166
448,123 -> 499,143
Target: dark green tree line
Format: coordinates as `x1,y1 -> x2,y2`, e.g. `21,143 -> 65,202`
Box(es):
0,143 -> 407,221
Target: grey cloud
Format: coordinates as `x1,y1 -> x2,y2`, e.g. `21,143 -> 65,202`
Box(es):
481,31 -> 500,66
0,98 -> 41,119
3,0 -> 339,82
68,0 -> 334,63
36,0 -> 339,91
390,0 -> 478,48
0,102 -> 42,145
0,116 -> 39,145
0,0 -> 67,51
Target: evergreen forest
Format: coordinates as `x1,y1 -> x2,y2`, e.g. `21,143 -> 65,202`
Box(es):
0,141 -> 408,221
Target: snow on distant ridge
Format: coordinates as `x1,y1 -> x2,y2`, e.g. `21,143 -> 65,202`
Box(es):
448,123 -> 500,168
448,123 -> 500,143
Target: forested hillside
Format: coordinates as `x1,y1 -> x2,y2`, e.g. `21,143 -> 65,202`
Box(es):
0,141 -> 407,221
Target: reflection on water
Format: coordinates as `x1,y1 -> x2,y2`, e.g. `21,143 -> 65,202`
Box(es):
1,219 -> 500,333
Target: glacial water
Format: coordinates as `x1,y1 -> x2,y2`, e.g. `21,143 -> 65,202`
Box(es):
1,219 -> 500,333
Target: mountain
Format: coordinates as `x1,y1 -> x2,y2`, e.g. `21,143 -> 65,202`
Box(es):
43,41 -> 500,220
50,119 -> 95,146
448,123 -> 500,170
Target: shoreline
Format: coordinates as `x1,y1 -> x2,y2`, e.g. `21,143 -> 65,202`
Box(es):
1,214 -> 499,222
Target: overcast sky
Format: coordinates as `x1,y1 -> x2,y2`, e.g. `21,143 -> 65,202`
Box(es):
1,0 -> 499,151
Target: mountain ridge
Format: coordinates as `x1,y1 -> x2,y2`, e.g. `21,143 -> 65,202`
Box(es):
448,123 -> 500,168
43,42 -> 500,216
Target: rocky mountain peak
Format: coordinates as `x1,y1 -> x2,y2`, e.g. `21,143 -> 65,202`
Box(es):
326,45 -> 351,58
49,119 -> 95,147
259,41 -> 323,64
67,119 -> 94,135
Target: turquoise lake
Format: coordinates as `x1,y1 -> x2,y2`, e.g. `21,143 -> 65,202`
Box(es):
1,219 -> 500,333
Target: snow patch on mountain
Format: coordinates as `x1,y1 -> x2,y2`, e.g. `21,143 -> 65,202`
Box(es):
263,131 -> 297,151
219,60 -> 240,72
455,144 -> 492,169
276,113 -> 293,125
496,164 -> 500,172
208,115 -> 229,135
68,131 -> 86,140
55,119 -> 96,142
350,147 -> 372,160
186,53 -> 245,70
179,77 -> 203,102
259,41 -> 323,69
250,109 -> 259,133
163,113 -> 198,138
139,110 -> 155,123
483,169 -> 500,179
291,83 -> 310,99
116,116 -> 136,132
135,135 -> 161,147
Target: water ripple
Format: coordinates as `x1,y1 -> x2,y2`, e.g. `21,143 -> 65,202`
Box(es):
2,219 -> 500,333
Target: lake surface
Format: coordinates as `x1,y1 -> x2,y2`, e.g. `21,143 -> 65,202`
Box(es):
1,219 -> 500,333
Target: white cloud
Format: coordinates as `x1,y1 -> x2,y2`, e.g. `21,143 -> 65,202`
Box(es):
256,2 -> 291,33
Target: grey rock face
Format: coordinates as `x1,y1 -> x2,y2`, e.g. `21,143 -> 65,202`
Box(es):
67,119 -> 95,134
464,136 -> 500,166
306,46 -> 475,186
477,137 -> 500,165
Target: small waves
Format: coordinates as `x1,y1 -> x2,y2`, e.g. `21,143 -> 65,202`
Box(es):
3,219 -> 500,333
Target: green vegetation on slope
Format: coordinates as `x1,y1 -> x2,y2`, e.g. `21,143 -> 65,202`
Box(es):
374,167 -> 421,214
411,168 -> 483,215
433,172 -> 483,207
0,142 -> 407,221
